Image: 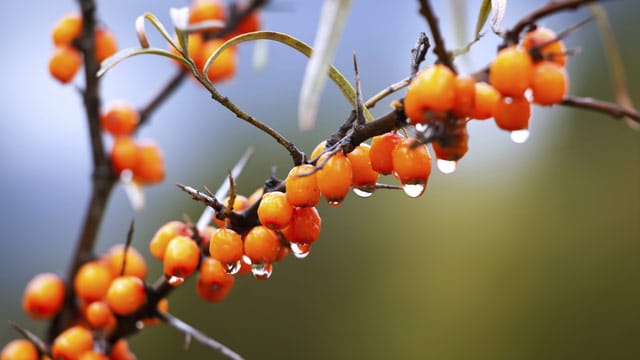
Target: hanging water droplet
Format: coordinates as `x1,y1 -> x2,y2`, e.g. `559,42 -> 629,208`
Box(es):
327,199 -> 342,207
402,182 -> 426,198
167,275 -> 185,286
415,123 -> 428,132
436,159 -> 457,174
135,321 -> 145,330
353,187 -> 374,198
225,260 -> 242,275
510,129 -> 530,144
242,254 -> 253,265
290,243 -> 312,259
251,263 -> 273,280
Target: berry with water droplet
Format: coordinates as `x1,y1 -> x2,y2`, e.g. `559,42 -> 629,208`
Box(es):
493,96 -> 531,131
347,143 -> 379,194
197,257 -> 235,302
163,235 -> 200,280
370,132 -> 403,175
281,206 -> 321,244
285,164 -> 320,207
243,225 -> 281,264
316,151 -> 352,206
404,64 -> 457,123
209,228 -> 243,265
392,138 -> 432,197
258,191 -> 294,229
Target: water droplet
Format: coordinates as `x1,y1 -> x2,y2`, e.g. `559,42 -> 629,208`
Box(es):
415,123 -> 428,132
135,321 -> 145,330
242,254 -> 253,265
353,186 -> 374,198
167,275 -> 185,286
327,199 -> 342,207
436,159 -> 457,174
402,182 -> 426,198
251,263 -> 273,280
225,260 -> 242,275
290,243 -> 312,259
510,129 -> 530,144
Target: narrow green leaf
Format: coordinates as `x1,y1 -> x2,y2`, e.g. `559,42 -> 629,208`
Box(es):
97,47 -> 189,78
490,0 -> 507,33
141,12 -> 181,53
474,0 -> 492,38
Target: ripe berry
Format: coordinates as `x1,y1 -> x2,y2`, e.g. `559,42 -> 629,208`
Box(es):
247,187 -> 264,205
392,138 -> 432,195
493,96 -> 531,131
346,143 -> 379,193
106,275 -> 146,316
74,261 -> 113,302
78,351 -> 108,360
214,194 -> 249,227
530,61 -> 568,106
257,191 -> 294,229
243,225 -> 281,264
432,122 -> 469,162
132,140 -> 165,184
104,244 -> 148,280
452,75 -> 476,118
521,26 -> 567,66
110,136 -> 139,174
149,221 -> 192,260
226,7 -> 261,38
489,46 -> 533,98
101,103 -> 139,136
189,0 -> 226,24
281,206 -> 322,244
85,301 -> 114,329
369,132 -> 403,175
51,326 -> 93,360
49,45 -> 82,84
94,28 -> 117,63
109,339 -> 136,360
170,34 -> 205,70
316,151 -> 353,205
209,228 -> 244,264
201,39 -> 236,83
22,272 -> 65,319
285,164 -> 320,207
404,64 -> 456,123
52,13 -> 82,46
0,339 -> 38,360
196,257 -> 235,302
469,82 -> 500,120
163,235 -> 201,279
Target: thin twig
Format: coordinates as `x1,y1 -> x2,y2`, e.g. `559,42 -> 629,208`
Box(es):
417,0 -> 455,71
120,220 -> 135,276
364,77 -> 411,109
353,52 -> 365,125
561,96 -> 640,123
9,321 -> 50,355
410,32 -> 430,78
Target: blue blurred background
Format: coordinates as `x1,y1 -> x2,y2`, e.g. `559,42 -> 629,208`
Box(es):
1,0 -> 638,359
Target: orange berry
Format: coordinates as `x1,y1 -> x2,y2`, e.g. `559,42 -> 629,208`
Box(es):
247,187 -> 264,205
243,225 -> 281,264
85,301 -> 114,329
432,122 -> 469,162
74,261 -> 113,302
281,206 -> 321,244
530,61 -> 568,106
22,272 -> 65,319
149,221 -> 192,260
109,339 -> 136,360
163,235 -> 201,279
170,33 -> 205,70
101,103 -> 139,136
79,351 -> 108,360
132,140 -> 165,184
489,46 -> 533,98
285,164 -> 320,207
52,13 -> 82,46
104,244 -> 147,280
404,64 -> 456,123
392,138 -> 432,189
257,191 -> 294,229
209,228 -> 243,264
197,257 -> 235,302
309,140 -> 327,162
106,276 -> 146,316
493,96 -> 531,131
110,136 -> 139,174
201,39 -> 236,83
189,0 -> 226,24
469,82 -> 500,120
49,45 -> 82,84
227,8 -> 261,38
369,132 -> 403,175
214,195 -> 249,227
347,143 -> 379,192
1,339 -> 38,360
51,326 -> 93,360
452,75 -> 476,118
94,28 -> 117,63
521,26 -> 566,66
316,151 -> 352,205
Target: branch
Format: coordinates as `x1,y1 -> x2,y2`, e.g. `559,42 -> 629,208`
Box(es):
561,96 -> 640,123
416,0 -> 455,71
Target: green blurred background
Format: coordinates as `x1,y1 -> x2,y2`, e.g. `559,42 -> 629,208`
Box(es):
0,0 -> 638,359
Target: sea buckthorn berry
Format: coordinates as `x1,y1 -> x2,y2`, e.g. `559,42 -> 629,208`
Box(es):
248,187 -> 264,205
94,28 -> 117,63
104,244 -> 147,280
257,191 -> 294,229
521,26 -> 567,66
347,143 -> 379,192
392,138 -> 432,195
170,33 -> 205,70
493,96 -> 531,131
49,45 -> 81,84
189,0 -> 226,24
404,64 -> 457,123
149,221 -> 192,260
310,141 -> 327,162
106,276 -> 146,316
132,140 -> 165,184
243,225 -> 281,264
85,301 -> 113,329
52,13 -> 82,46
227,7 -> 261,38
22,272 -> 65,319
197,257 -> 235,303
469,82 -> 500,120
79,351 -> 108,360
163,235 -> 201,279
51,326 -> 93,360
209,228 -> 244,264
531,61 -> 568,106
74,261 -> 113,302
198,225 -> 216,248
489,46 -> 533,98
316,151 -> 353,205
109,339 -> 136,360
370,132 -> 403,175
285,164 -> 320,207
432,122 -> 469,162
110,136 -> 138,174
452,75 -> 476,118
100,103 -> 139,136
281,206 -> 321,244
201,39 -> 236,83
0,339 -> 38,360
214,194 -> 249,227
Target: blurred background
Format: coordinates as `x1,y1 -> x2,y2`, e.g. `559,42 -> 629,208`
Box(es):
1,0 -> 638,359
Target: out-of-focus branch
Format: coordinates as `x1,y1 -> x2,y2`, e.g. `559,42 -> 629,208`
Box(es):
561,96 -> 640,123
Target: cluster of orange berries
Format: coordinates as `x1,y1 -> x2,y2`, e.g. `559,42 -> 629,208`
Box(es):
49,13 -> 118,84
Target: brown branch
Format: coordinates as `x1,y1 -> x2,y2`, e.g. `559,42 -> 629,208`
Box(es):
417,0 -> 455,71
410,32 -> 430,78
561,96 -> 640,123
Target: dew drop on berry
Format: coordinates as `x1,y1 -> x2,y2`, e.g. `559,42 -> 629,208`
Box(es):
251,263 -> 273,280
402,182 -> 426,198
353,187 -> 374,198
136,321 -> 145,330
224,260 -> 242,275
436,159 -> 457,174
415,123 -> 428,132
510,129 -> 530,144
327,200 -> 342,207
290,243 -> 312,259
242,255 -> 253,265
167,275 -> 185,286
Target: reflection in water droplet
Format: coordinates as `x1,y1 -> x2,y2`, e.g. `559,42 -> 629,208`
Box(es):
436,159 -> 457,174
290,243 -> 312,259
415,123 -> 428,132
353,187 -> 374,198
402,182 -> 426,198
327,199 -> 342,207
251,263 -> 273,280
225,260 -> 242,275
510,129 -> 530,144
242,255 -> 253,265
167,275 -> 185,286
136,321 -> 145,330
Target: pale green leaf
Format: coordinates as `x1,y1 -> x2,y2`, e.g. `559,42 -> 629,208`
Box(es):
97,47 -> 189,78
474,0 -> 492,38
490,0 -> 507,33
